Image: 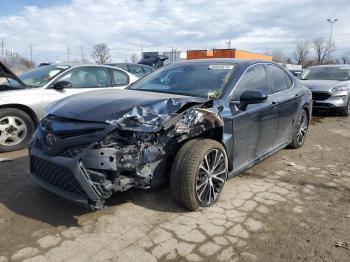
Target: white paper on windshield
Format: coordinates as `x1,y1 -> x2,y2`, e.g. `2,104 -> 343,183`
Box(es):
339,67 -> 350,70
208,65 -> 234,70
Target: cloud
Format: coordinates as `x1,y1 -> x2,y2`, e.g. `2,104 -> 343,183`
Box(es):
0,0 -> 349,62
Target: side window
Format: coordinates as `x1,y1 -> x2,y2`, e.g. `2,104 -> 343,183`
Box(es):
57,67 -> 110,88
285,73 -> 293,88
231,64 -> 270,101
116,64 -> 128,71
112,69 -> 129,86
267,65 -> 289,93
143,66 -> 153,74
129,65 -> 144,75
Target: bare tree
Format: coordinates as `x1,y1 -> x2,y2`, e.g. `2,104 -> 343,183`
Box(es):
91,43 -> 111,64
18,57 -> 35,69
312,37 -> 335,65
130,53 -> 138,63
340,52 -> 350,64
272,51 -> 290,63
293,41 -> 310,67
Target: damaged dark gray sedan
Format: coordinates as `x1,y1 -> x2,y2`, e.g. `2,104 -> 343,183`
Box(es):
29,59 -> 312,210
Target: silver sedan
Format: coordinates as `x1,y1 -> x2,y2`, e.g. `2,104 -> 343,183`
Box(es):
0,62 -> 138,152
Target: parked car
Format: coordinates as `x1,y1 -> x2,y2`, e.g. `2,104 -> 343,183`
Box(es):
138,53 -> 168,69
107,63 -> 154,78
29,59 -> 312,210
289,69 -> 303,78
0,61 -> 138,152
301,65 -> 350,116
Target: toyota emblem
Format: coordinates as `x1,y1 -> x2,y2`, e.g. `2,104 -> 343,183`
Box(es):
45,133 -> 57,146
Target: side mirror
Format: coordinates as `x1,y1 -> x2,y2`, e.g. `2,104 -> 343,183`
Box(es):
240,90 -> 268,104
53,80 -> 72,90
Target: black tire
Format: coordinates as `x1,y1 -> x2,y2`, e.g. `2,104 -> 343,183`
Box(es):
338,100 -> 350,117
0,108 -> 34,152
289,109 -> 309,149
170,138 -> 228,211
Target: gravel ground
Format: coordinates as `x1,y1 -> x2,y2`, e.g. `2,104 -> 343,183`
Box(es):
0,114 -> 349,262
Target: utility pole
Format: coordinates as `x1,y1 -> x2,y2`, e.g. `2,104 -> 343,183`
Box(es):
327,18 -> 338,62
1,39 -> 5,57
80,46 -> 84,62
67,46 -> 70,63
226,38 -> 232,49
29,43 -> 33,64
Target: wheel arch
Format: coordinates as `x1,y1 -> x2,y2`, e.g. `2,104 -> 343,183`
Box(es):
302,103 -> 312,122
0,104 -> 39,126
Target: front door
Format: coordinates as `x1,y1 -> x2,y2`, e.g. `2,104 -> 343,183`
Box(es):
42,66 -> 130,110
228,64 -> 279,172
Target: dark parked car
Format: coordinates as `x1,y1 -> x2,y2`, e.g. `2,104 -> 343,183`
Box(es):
108,63 -> 154,78
138,53 -> 168,69
29,59 -> 312,210
301,65 -> 350,116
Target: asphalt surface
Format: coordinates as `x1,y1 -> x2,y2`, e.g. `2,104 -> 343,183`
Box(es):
0,114 -> 349,262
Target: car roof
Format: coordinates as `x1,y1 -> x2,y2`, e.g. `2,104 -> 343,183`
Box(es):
172,58 -> 275,67
109,63 -> 153,68
307,64 -> 350,69
42,63 -> 127,71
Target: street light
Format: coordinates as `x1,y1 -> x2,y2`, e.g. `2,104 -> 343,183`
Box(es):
326,18 -> 338,62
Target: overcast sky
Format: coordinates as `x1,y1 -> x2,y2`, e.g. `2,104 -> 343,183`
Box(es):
0,0 -> 349,63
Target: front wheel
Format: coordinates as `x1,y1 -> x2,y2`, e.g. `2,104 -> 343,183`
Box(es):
170,139 -> 228,211
0,108 -> 34,152
338,100 -> 350,117
289,109 -> 309,149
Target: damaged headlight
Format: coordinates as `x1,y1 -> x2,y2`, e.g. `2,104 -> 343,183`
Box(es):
174,110 -> 197,134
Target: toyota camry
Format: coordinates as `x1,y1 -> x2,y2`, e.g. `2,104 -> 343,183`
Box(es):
29,59 -> 312,210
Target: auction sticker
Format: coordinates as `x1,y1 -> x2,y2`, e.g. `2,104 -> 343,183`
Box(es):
208,65 -> 234,70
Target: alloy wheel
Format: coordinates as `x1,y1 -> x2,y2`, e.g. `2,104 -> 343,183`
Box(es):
0,116 -> 27,146
196,148 -> 227,206
296,112 -> 308,145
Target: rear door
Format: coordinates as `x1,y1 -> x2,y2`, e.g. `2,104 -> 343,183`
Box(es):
229,64 -> 279,172
266,65 -> 299,146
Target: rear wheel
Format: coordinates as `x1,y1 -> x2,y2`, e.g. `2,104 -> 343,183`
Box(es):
289,109 -> 309,149
0,108 -> 34,152
338,100 -> 350,117
170,139 -> 228,211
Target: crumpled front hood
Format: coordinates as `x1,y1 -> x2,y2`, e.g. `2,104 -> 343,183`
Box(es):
47,89 -> 208,132
301,80 -> 345,92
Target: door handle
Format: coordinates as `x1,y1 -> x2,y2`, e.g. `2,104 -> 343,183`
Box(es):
272,101 -> 278,105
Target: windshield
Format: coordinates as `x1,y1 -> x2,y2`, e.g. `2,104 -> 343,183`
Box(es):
301,67 -> 350,81
0,65 -> 70,88
128,63 -> 234,98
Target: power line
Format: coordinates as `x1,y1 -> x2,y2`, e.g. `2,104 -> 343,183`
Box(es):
80,46 -> 84,62
226,38 -> 232,49
1,39 -> 5,57
67,46 -> 70,63
29,43 -> 33,64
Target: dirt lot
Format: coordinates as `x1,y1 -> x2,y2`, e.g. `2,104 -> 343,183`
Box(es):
0,114 -> 349,262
